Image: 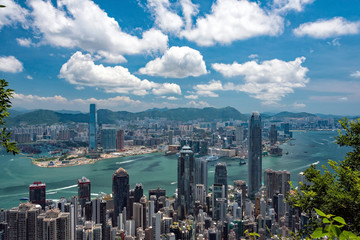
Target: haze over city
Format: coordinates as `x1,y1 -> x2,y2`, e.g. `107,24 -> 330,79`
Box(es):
0,0 -> 360,115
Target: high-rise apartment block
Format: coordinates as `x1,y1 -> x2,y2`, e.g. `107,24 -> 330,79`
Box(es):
269,124 -> 277,145
101,128 -> 117,152
248,112 -> 262,198
116,129 -> 125,150
264,169 -> 291,199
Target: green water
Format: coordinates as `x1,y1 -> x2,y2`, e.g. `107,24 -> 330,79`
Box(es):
0,131 -> 350,210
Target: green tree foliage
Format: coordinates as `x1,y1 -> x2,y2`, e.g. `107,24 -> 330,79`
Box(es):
287,118 -> 360,234
0,79 -> 18,154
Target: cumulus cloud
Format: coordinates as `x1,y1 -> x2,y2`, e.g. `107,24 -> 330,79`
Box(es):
139,46 -> 208,78
193,80 -> 224,97
59,51 -> 181,96
180,0 -> 199,29
187,100 -> 211,108
294,17 -> 360,38
16,38 -> 33,47
292,102 -> 306,108
12,93 -> 142,111
272,0 -> 314,13
147,0 -> 183,34
0,0 -> 29,29
350,71 -> 360,78
27,0 -> 168,63
248,54 -> 259,59
212,57 -> 309,104
180,0 -> 284,46
0,56 -> 23,73
184,94 -> 198,99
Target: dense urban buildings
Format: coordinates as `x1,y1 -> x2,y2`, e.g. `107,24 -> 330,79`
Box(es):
248,112 -> 262,198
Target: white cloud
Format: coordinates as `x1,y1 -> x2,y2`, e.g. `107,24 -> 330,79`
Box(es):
0,0 -> 29,29
292,102 -> 306,108
193,80 -> 224,97
0,56 -> 23,73
152,83 -> 182,95
180,0 -> 199,29
28,0 -> 168,63
12,93 -> 142,111
139,46 -> 208,78
16,38 -> 33,47
248,54 -> 259,59
180,0 -> 283,46
187,100 -> 211,108
26,75 -> 33,80
184,94 -> 198,99
212,57 -> 309,104
294,17 -> 360,38
59,51 -> 181,96
147,0 -> 183,34
350,71 -> 360,78
309,95 -> 349,103
272,0 -> 314,13
167,96 -> 178,100
327,38 -> 341,47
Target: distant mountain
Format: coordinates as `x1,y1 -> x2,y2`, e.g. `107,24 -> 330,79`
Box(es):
6,106 -> 248,126
273,111 -> 316,119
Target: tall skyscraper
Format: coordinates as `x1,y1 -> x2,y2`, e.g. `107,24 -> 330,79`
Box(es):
248,112 -> 262,198
29,181 -> 46,209
116,129 -> 125,150
101,128 -> 116,152
78,177 -> 91,209
269,124 -> 277,145
177,145 -> 195,220
214,162 -> 228,200
89,104 -> 97,151
113,167 -> 130,224
236,125 -> 244,147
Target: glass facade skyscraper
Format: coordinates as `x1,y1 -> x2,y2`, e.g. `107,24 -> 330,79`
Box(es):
89,104 -> 97,151
248,112 -> 262,198
113,167 -> 129,224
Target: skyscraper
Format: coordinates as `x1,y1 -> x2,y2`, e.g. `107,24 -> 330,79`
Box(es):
248,112 -> 262,198
101,128 -> 116,152
116,129 -> 125,150
78,177 -> 91,209
269,124 -> 277,146
29,181 -> 46,209
113,167 -> 130,224
89,104 -> 97,151
214,162 -> 228,200
177,145 -> 195,220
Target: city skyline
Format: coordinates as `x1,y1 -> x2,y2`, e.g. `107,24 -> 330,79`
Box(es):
0,0 -> 360,115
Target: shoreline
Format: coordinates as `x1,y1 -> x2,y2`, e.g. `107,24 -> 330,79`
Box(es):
31,146 -> 159,168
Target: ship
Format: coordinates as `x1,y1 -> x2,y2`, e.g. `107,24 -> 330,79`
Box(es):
206,155 -> 219,162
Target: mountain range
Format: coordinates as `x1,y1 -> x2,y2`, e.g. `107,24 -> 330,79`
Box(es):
6,107 -> 350,126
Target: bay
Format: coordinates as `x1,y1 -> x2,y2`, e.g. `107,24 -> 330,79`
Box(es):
0,130 -> 350,210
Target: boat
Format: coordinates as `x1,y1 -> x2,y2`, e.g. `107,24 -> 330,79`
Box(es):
206,155 -> 219,162
20,197 -> 29,201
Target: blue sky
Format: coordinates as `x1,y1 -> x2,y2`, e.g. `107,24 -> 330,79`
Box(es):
0,0 -> 360,115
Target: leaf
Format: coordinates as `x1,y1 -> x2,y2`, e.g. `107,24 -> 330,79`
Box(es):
315,208 -> 327,218
323,218 -> 330,224
311,228 -> 325,238
333,216 -> 346,225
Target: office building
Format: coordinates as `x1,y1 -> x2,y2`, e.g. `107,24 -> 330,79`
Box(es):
29,181 -> 46,210
214,162 -> 228,200
78,176 -> 91,209
116,129 -> 125,150
269,125 -> 277,145
101,128 -> 116,152
177,145 -> 195,220
248,112 -> 262,198
236,125 -> 244,147
113,167 -> 130,224
89,103 -> 97,151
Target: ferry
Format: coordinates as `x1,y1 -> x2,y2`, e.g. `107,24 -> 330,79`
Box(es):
206,155 -> 219,162
20,197 -> 29,201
